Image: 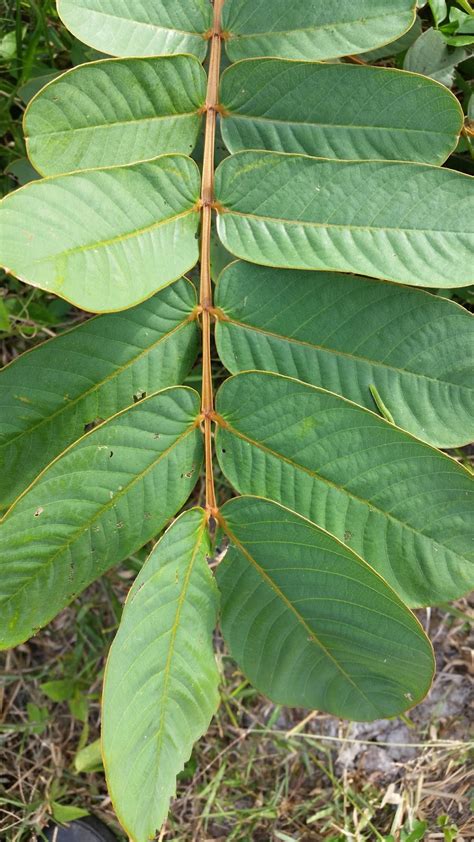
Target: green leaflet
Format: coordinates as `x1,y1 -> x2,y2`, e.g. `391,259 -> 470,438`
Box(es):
220,60 -> 462,164
215,151 -> 474,288
217,496 -> 434,721
0,278 -> 199,510
25,56 -> 207,175
216,372 -> 474,608
0,387 -> 203,649
0,155 -> 201,312
222,0 -> 416,62
403,27 -> 471,87
103,508 -> 219,842
57,0 -> 212,61
215,263 -> 474,448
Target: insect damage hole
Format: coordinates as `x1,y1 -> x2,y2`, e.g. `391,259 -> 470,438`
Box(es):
133,390 -> 147,403
181,464 -> 196,479
84,417 -> 105,432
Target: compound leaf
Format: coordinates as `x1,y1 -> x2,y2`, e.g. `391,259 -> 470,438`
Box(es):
25,56 -> 207,176
57,0 -> 212,61
0,155 -> 201,312
0,278 -> 199,510
216,372 -> 473,608
215,262 -> 474,448
222,0 -> 416,62
220,60 -> 462,164
215,151 -> 474,288
103,508 -> 219,842
217,496 -> 434,721
0,387 -> 202,649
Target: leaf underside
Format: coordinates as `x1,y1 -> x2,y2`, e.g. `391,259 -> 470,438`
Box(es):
215,262 -> 474,448
0,387 -> 202,649
217,496 -> 434,720
216,372 -> 473,608
215,151 -> 474,288
25,55 -> 207,175
103,508 -> 220,842
220,59 -> 462,164
57,0 -> 416,64
0,278 -> 199,509
0,155 -> 201,312
57,0 -> 213,60
222,0 -> 417,61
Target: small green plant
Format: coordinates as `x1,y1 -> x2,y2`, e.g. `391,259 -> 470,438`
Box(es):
384,819 -> 428,841
0,1 -> 473,838
437,814 -> 460,841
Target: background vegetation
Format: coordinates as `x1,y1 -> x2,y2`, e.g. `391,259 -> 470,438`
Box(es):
0,2 -> 473,839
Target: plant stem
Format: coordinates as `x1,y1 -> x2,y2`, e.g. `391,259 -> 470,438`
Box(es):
457,0 -> 474,16
200,0 -> 224,516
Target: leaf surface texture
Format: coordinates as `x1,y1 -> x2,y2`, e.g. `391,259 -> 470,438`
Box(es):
220,60 -> 461,164
57,0 -> 212,60
215,262 -> 474,447
0,278 -> 199,508
0,155 -> 201,311
26,56 -> 207,175
103,508 -> 219,842
216,372 -> 473,607
0,387 -> 202,648
215,151 -> 474,288
217,496 -> 434,720
222,0 -> 416,61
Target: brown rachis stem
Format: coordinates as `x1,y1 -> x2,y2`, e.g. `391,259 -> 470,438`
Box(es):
200,0 -> 224,518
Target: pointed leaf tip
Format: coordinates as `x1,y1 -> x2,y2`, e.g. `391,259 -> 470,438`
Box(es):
102,508 -> 219,841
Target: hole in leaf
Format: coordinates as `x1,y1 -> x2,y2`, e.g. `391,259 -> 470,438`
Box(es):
181,464 -> 196,479
84,418 -> 105,432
